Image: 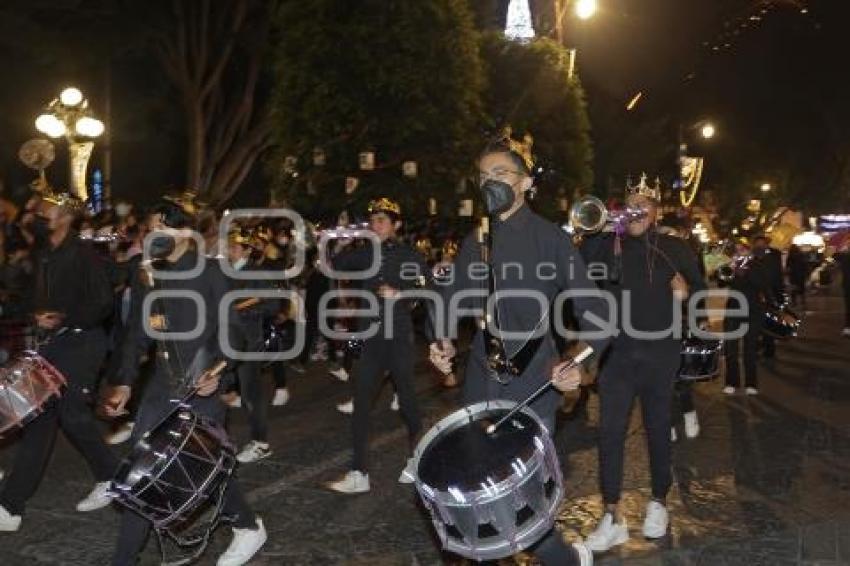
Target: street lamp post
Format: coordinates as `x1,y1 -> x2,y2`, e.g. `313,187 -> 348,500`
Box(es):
34,87 -> 104,202
553,0 -> 596,79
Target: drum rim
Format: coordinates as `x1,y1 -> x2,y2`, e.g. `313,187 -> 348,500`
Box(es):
0,352 -> 66,435
411,400 -> 550,496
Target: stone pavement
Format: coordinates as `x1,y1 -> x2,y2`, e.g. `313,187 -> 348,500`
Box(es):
0,288 -> 848,565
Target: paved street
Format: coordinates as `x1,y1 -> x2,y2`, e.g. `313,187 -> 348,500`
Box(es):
1,287 -> 848,565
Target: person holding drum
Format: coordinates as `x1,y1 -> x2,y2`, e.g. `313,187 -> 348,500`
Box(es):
101,196 -> 266,566
428,133 -> 610,565
0,191 -> 119,532
578,176 -> 705,553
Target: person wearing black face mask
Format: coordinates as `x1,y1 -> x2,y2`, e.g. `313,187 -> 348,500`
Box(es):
428,135 -> 609,566
0,192 -> 119,532
100,197 -> 266,566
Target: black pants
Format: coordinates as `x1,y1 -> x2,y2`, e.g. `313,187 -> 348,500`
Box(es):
351,332 -> 421,472
724,309 -> 762,388
843,283 -> 850,327
598,346 -> 679,504
111,378 -> 257,565
270,361 -> 287,389
0,329 -> 117,516
237,360 -> 268,442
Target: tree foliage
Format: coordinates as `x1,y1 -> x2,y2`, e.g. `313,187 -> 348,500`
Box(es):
268,0 -> 484,220
479,32 -> 593,218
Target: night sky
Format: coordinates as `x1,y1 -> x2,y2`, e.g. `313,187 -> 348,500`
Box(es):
0,0 -> 847,212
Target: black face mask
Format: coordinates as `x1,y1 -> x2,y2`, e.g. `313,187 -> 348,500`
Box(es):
148,234 -> 176,259
31,216 -> 50,238
480,179 -> 516,216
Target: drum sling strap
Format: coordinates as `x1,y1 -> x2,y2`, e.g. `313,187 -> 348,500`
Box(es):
479,218 -> 545,382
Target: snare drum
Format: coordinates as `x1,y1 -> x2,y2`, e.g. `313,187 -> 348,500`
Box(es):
0,352 -> 67,435
411,401 -> 563,561
109,404 -> 236,538
677,334 -> 723,383
763,305 -> 800,339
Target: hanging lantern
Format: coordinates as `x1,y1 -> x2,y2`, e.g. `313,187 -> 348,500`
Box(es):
359,151 -> 375,171
312,147 -> 326,166
428,198 -> 437,216
402,160 -> 418,178
458,199 -> 473,217
345,177 -> 359,194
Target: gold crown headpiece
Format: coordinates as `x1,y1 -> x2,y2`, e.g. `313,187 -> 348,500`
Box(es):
162,189 -> 204,216
367,197 -> 401,217
625,173 -> 661,202
499,126 -> 535,172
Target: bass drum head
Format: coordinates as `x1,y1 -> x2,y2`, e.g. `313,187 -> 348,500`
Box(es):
417,408 -> 537,492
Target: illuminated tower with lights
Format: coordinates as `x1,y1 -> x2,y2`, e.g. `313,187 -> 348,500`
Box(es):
505,0 -> 535,42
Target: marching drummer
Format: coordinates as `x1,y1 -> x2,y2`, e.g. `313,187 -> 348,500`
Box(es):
100,195 -> 267,566
0,191 -> 119,532
429,132 -> 611,565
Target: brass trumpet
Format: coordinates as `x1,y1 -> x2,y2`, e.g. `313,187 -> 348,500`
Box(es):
568,195 -> 648,234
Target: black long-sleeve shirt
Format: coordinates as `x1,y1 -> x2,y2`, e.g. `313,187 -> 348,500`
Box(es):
441,204 -> 612,364
580,229 -> 706,353
332,238 -> 430,333
32,232 -> 113,330
109,250 -> 235,389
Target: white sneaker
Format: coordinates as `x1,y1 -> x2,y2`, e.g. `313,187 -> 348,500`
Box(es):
684,411 -> 700,439
841,327 -> 850,337
76,481 -> 112,512
236,441 -> 272,464
585,513 -> 629,552
670,427 -> 677,442
745,387 -> 759,396
327,470 -> 370,494
216,518 -> 267,566
722,386 -> 736,395
329,366 -> 349,382
390,393 -> 399,412
572,541 -> 594,565
227,395 -> 242,408
398,458 -> 416,484
105,422 -> 134,445
271,388 -> 290,407
0,503 -> 21,531
642,500 -> 669,539
336,399 -> 353,414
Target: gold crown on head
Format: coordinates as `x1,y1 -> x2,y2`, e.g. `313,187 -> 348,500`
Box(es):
367,197 -> 401,217
499,126 -> 535,172
625,173 -> 661,201
162,189 -> 204,216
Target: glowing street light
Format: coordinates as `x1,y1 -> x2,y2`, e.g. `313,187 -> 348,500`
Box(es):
701,123 -> 716,139
33,87 -> 105,201
761,182 -> 771,193
575,0 -> 597,20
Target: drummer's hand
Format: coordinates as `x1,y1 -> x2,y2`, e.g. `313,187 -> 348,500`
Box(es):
551,361 -> 581,392
195,368 -> 222,397
99,385 -> 131,418
35,311 -> 64,330
429,340 -> 455,375
671,272 -> 689,302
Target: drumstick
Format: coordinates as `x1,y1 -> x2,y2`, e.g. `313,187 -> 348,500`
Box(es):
486,346 -> 593,435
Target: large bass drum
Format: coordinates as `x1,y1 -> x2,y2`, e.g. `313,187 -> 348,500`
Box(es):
109,404 -> 236,543
411,400 -> 563,561
677,334 -> 723,383
0,352 -> 66,435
